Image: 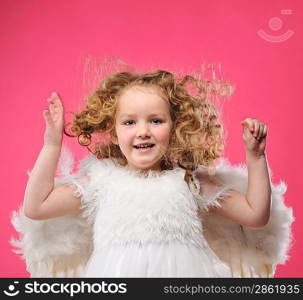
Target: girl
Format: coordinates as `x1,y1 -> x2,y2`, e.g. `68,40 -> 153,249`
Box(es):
11,70 -> 293,277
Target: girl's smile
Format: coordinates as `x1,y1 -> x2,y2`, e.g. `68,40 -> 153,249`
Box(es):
112,85 -> 172,172
133,143 -> 156,152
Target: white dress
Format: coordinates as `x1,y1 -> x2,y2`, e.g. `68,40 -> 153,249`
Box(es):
10,146 -> 294,278
71,156 -> 231,277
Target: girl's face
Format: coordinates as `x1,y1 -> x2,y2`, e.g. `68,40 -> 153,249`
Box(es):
113,85 -> 173,172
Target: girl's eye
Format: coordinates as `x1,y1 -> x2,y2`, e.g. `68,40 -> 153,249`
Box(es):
124,120 -> 135,126
123,119 -> 162,126
151,119 -> 162,124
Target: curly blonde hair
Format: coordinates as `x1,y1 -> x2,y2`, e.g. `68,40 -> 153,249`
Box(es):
64,69 -> 233,184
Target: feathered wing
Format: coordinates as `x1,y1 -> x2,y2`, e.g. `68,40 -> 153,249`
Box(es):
10,145 -> 96,277
190,158 -> 294,277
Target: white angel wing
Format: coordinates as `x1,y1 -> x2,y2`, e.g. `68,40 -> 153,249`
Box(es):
190,158 -> 294,277
10,144 -> 94,277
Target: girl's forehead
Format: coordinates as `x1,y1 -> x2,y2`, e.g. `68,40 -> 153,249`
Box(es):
117,85 -> 169,112
120,85 -> 164,98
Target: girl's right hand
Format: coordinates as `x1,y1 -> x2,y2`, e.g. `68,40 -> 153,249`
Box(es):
43,92 -> 65,147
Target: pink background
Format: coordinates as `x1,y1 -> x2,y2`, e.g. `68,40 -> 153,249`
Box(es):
1,0 -> 302,277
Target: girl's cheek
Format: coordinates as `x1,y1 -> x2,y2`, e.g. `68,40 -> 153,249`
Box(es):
157,127 -> 171,143
156,136 -> 170,149
120,132 -> 134,146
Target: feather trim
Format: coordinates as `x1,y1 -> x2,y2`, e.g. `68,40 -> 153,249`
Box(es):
10,144 -> 94,277
10,207 -> 93,277
191,157 -> 294,277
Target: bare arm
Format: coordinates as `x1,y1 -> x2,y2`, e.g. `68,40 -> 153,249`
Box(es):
245,151 -> 271,225
23,144 -> 61,217
23,145 -> 82,220
24,92 -> 82,220
209,118 -> 271,228
210,152 -> 271,228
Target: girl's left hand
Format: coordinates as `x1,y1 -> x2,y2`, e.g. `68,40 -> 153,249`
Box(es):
241,118 -> 268,155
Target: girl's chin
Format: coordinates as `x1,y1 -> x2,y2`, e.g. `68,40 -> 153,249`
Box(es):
127,159 -> 161,172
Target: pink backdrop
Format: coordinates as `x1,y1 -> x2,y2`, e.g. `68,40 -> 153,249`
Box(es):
1,0 -> 302,277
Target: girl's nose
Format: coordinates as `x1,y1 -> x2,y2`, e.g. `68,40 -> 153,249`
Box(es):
137,123 -> 151,138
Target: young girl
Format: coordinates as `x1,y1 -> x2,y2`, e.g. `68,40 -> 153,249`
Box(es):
11,70 -> 294,278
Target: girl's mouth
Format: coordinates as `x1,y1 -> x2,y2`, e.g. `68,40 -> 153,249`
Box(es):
133,144 -> 155,152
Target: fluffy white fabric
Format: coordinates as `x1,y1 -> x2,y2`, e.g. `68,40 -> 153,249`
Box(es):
10,145 -> 294,278
191,158 -> 294,277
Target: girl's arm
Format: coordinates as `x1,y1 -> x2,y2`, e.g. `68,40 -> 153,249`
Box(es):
24,93 -> 82,220
245,151 -> 271,225
209,118 -> 271,228
23,145 -> 82,220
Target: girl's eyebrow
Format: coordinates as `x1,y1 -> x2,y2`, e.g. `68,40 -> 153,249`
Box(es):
119,113 -> 166,118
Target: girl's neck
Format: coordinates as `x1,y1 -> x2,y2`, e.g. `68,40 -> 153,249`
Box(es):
126,163 -> 162,174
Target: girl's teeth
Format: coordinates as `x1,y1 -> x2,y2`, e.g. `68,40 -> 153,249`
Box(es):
135,144 -> 154,148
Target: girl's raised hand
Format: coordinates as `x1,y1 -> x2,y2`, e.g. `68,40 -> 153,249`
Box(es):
43,92 -> 65,147
241,118 -> 268,156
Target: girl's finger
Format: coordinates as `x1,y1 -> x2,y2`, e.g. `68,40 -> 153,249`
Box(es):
258,124 -> 264,139
262,125 -> 268,137
51,94 -> 63,108
47,98 -> 55,108
43,110 -> 51,122
51,92 -> 60,101
51,92 -> 59,99
253,121 -> 260,138
49,101 -> 55,113
256,121 -> 263,139
242,120 -> 253,131
246,120 -> 254,131
243,117 -> 252,123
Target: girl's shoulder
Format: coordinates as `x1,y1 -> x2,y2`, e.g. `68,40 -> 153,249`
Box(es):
56,146 -> 118,184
